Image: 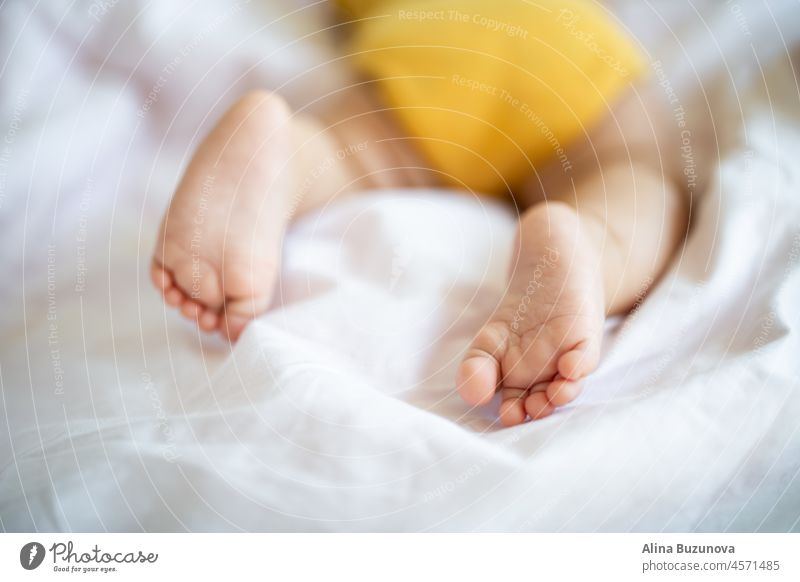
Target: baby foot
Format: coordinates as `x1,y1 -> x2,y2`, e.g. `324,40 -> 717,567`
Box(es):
456,202 -> 606,426
151,91 -> 294,340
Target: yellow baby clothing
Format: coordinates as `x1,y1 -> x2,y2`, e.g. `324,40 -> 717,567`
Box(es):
337,0 -> 644,195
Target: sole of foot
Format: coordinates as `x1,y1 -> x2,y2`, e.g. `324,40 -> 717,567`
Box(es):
456,202 -> 606,426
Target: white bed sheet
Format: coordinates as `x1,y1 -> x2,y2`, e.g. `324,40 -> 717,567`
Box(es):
1,0 -> 799,531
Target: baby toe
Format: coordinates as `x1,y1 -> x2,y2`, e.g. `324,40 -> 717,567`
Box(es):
557,338 -> 600,380
220,255 -> 278,313
220,309 -> 253,341
499,387 -> 528,426
524,391 -> 554,421
546,377 -> 583,407
198,309 -> 219,332
171,259 -> 224,312
151,262 -> 173,292
164,287 -> 184,307
180,300 -> 204,320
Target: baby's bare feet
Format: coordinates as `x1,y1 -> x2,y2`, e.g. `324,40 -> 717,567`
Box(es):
152,91 -> 293,340
457,202 -> 606,426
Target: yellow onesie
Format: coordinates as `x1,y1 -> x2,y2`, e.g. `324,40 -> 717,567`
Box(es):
336,0 -> 644,195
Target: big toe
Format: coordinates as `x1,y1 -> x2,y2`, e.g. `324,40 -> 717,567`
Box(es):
458,322 -> 509,406
457,356 -> 499,406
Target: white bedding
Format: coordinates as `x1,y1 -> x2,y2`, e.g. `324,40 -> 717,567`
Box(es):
1,0 -> 799,531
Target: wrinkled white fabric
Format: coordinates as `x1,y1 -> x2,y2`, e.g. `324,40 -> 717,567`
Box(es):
1,1 -> 799,531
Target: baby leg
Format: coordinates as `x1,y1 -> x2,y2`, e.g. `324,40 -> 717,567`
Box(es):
152,89 -> 432,339
458,89 -> 692,425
